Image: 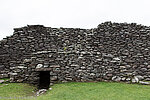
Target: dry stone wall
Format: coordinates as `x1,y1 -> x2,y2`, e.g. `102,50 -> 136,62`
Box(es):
0,22 -> 150,86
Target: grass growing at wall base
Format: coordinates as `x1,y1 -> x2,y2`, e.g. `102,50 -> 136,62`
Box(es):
1,82 -> 150,100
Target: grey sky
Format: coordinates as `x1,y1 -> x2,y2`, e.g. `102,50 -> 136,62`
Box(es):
0,0 -> 150,40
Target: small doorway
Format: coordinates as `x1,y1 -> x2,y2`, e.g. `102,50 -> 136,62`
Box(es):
39,71 -> 50,89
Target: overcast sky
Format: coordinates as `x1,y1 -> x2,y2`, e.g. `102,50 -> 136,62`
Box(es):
0,0 -> 150,40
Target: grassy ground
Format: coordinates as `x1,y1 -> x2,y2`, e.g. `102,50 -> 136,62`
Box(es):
0,82 -> 36,100
1,81 -> 150,100
37,82 -> 150,100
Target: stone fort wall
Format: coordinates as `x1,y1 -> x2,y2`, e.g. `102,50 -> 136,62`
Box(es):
0,22 -> 150,86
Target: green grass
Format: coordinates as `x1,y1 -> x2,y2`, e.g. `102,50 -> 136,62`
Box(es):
0,83 -> 36,100
37,82 -> 150,100
1,82 -> 150,100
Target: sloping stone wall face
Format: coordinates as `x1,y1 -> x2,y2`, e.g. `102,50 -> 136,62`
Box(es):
0,22 -> 150,86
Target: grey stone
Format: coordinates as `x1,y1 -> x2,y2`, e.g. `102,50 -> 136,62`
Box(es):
120,66 -> 126,69
36,89 -> 47,96
147,65 -> 150,68
134,77 -> 139,83
107,74 -> 113,77
90,73 -> 95,76
0,65 -> 5,68
126,78 -> 131,81
139,81 -> 150,85
132,78 -> 137,83
43,65 -> 49,68
112,76 -> 121,82
10,73 -> 17,76
50,65 -> 60,68
134,76 -> 144,81
113,57 -> 121,61
0,80 -> 4,83
17,66 -> 27,69
51,76 -> 58,81
24,59 -> 32,63
126,73 -> 132,76
36,64 -> 43,69
103,54 -> 114,58
70,64 -> 79,67
125,59 -> 134,63
65,78 -> 72,81
121,77 -> 126,81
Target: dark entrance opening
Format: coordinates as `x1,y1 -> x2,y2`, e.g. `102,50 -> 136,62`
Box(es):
39,71 -> 50,89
